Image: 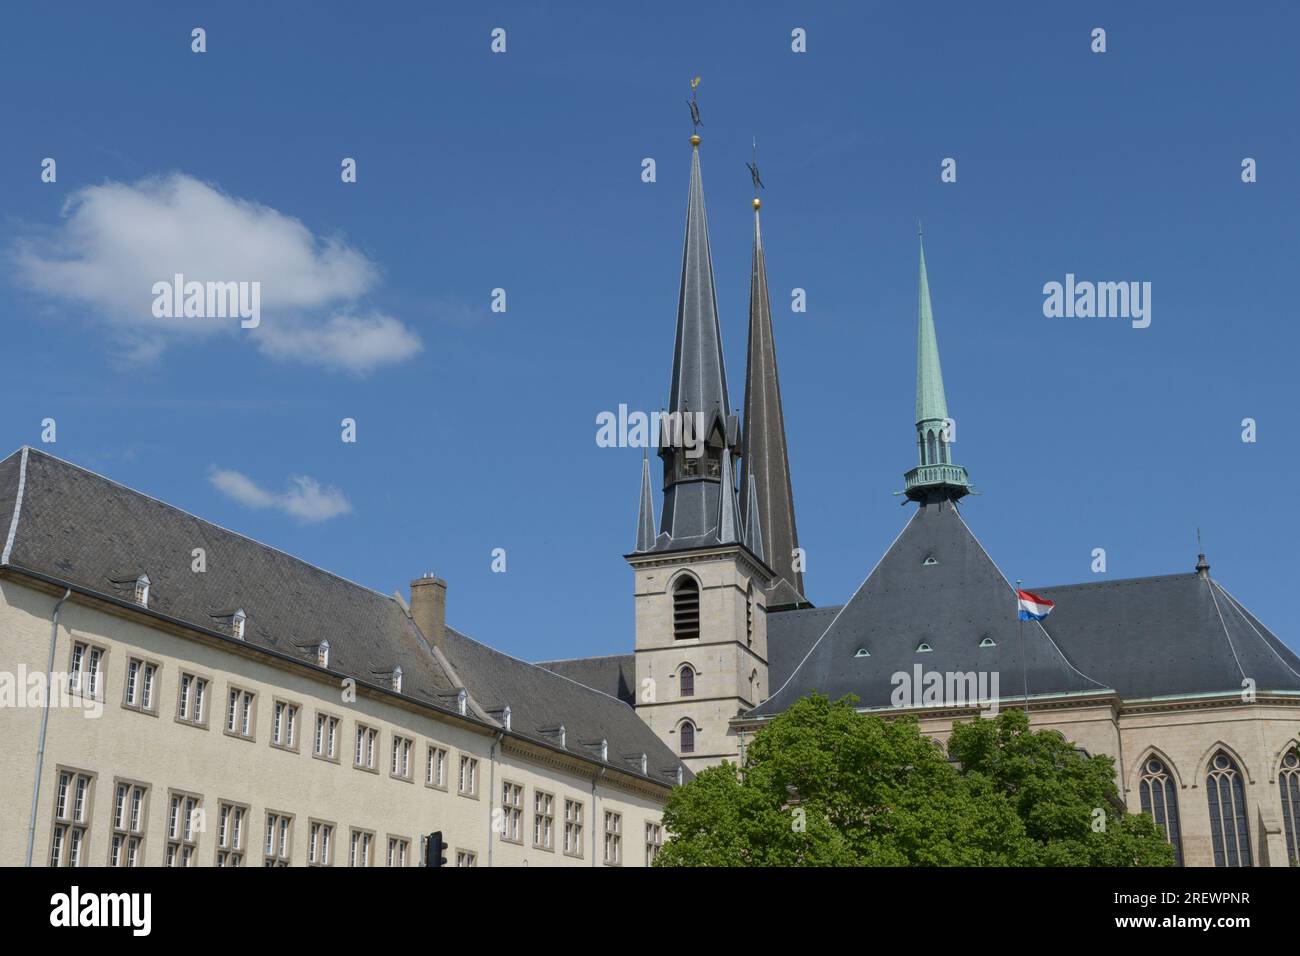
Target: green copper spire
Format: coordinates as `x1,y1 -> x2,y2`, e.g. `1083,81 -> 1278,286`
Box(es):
904,231 -> 971,502
915,236 -> 949,425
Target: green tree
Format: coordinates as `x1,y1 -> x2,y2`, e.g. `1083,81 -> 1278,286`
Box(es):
655,695 -> 1175,867
946,708 -> 1175,866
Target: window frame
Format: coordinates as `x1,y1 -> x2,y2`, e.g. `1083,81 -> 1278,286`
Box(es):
313,711 -> 342,763
174,671 -> 211,729
49,766 -> 96,867
122,656 -> 161,715
215,799 -> 249,867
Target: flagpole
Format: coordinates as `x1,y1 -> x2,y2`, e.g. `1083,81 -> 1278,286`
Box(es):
1016,578 -> 1030,721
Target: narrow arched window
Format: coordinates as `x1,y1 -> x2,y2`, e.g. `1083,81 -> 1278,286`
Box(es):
746,583 -> 755,644
1280,748 -> 1300,865
679,722 -> 695,755
940,437 -> 949,464
672,577 -> 700,640
1206,751 -> 1251,867
679,665 -> 695,697
926,430 -> 937,465
1138,757 -> 1183,866
750,669 -> 759,702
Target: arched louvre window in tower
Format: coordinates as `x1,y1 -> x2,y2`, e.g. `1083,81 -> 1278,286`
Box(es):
1138,758 -> 1183,866
672,577 -> 700,640
926,430 -> 937,466
1205,751 -> 1252,867
1280,748 -> 1300,865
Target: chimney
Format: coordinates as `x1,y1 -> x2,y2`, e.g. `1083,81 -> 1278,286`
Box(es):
410,574 -> 448,652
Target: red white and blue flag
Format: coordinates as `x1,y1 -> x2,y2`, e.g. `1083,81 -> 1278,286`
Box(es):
1017,589 -> 1055,621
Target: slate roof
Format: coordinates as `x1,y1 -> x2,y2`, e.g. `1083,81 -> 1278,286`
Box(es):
0,447 -> 686,786
536,654 -> 636,706
752,497 -> 1111,717
1034,573 -> 1300,700
760,503 -> 1300,716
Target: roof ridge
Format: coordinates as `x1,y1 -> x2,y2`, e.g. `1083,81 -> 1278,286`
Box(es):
1211,579 -> 1300,681
16,445 -> 402,607
536,653 -> 633,664
1030,572 -> 1198,592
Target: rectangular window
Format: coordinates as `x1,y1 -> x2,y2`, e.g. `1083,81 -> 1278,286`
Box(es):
426,746 -> 448,788
49,769 -> 94,867
109,781 -> 148,867
501,781 -> 523,843
391,735 -> 413,780
314,713 -> 340,761
308,820 -> 334,866
645,821 -> 663,866
123,658 -> 159,713
563,799 -> 584,858
457,755 -> 478,797
354,724 -> 379,771
215,801 -> 247,867
349,828 -> 374,867
166,791 -> 201,867
533,791 -> 554,850
387,836 -> 409,867
70,642 -> 106,700
225,687 -> 256,739
271,700 -> 299,750
455,849 -> 477,868
176,672 -> 208,726
604,810 -> 622,866
264,811 -> 292,866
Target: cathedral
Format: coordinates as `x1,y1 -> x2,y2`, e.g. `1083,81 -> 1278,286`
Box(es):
540,131 -> 1300,868
3,131 -> 1299,869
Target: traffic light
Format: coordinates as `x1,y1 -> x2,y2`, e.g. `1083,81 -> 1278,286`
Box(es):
425,830 -> 448,868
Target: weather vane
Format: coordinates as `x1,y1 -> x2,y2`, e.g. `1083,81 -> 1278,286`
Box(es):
746,137 -> 764,195
687,76 -> 702,131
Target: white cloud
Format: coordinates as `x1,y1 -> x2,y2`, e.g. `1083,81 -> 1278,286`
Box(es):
210,467 -> 352,523
11,173 -> 422,373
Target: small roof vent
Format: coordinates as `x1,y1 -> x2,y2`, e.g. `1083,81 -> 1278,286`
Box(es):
854,647 -> 871,658
922,556 -> 938,567
979,637 -> 996,648
916,642 -> 933,653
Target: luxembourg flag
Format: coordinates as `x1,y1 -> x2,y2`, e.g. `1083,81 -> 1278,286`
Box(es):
1017,589 -> 1055,621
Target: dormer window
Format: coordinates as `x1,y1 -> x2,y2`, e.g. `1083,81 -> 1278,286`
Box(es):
317,640 -> 330,668
854,647 -> 871,658
503,705 -> 512,731
559,724 -> 566,749
640,753 -> 648,775
979,637 -> 996,648
391,666 -> 403,694
672,577 -> 700,640
134,574 -> 151,607
600,738 -> 608,763
916,642 -> 933,653
922,556 -> 938,567
456,688 -> 467,716
232,609 -> 246,641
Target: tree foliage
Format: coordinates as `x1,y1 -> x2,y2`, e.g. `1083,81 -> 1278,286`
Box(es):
655,695 -> 1175,867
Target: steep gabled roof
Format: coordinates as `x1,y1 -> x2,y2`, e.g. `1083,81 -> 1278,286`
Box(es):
536,654 -> 636,706
751,498 -> 1108,717
0,447 -> 687,785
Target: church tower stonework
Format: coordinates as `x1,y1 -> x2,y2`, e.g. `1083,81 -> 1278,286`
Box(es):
627,132 -> 774,772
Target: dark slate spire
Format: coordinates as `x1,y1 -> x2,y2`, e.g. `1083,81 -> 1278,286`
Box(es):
739,196 -> 806,603
904,231 -> 972,503
657,133 -> 741,548
744,475 -> 765,563
634,454 -> 655,553
717,437 -> 739,545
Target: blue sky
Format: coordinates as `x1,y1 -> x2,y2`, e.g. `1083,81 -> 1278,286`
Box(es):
2,1 -> 1297,661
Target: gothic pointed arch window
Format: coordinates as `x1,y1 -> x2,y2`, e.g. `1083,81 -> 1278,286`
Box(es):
1138,756 -> 1183,866
749,669 -> 759,702
1279,746 -> 1300,865
672,576 -> 700,640
1206,750 -> 1251,867
679,720 -> 696,755
925,430 -> 937,466
679,664 -> 695,698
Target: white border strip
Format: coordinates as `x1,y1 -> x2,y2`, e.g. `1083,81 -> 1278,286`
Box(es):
1,446 -> 29,565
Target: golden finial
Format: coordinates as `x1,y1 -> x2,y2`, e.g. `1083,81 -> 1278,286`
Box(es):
752,197 -> 762,210
690,133 -> 701,146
